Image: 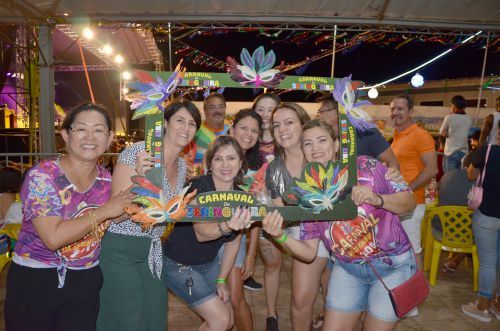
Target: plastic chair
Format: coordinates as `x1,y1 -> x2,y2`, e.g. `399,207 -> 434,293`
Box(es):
428,206 -> 477,291
0,224 -> 22,274
422,204 -> 436,271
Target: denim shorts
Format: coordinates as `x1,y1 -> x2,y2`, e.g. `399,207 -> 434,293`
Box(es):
326,250 -> 416,322
164,256 -> 219,307
217,234 -> 246,268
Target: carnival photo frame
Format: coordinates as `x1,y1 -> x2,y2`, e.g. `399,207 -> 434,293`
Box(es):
123,47 -> 377,229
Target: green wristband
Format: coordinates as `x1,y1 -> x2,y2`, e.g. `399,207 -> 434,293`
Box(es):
216,278 -> 227,284
275,232 -> 288,244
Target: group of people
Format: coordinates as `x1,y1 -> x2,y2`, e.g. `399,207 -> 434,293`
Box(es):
2,91 -> 499,331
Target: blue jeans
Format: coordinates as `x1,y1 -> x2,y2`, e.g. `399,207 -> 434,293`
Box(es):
472,210 -> 500,299
443,150 -> 465,172
326,250 -> 416,321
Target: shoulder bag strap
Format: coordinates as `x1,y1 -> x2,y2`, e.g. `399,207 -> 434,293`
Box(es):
366,259 -> 391,292
478,144 -> 492,188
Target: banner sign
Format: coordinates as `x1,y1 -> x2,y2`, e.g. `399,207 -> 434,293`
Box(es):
153,71 -> 336,91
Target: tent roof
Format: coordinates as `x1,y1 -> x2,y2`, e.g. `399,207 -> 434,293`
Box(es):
1,0 -> 499,32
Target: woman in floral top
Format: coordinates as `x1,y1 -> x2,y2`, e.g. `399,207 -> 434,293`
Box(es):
5,103 -> 134,331
262,120 -> 417,331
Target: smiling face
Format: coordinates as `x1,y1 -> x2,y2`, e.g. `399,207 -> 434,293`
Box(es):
254,97 -> 278,131
209,144 -> 242,187
390,97 -> 412,130
231,116 -> 260,152
204,96 -> 226,129
272,108 -> 303,150
164,107 -> 198,149
302,126 -> 339,165
61,110 -> 113,162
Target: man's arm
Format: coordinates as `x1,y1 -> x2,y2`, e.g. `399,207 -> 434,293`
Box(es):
409,151 -> 438,192
439,115 -> 449,138
377,147 -> 400,169
479,114 -> 494,146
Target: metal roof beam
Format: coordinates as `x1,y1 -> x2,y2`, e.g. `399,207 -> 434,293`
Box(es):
61,14 -> 500,33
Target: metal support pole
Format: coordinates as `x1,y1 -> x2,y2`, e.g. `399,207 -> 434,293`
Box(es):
38,24 -> 55,153
330,25 -> 337,78
168,22 -> 173,71
475,33 -> 489,126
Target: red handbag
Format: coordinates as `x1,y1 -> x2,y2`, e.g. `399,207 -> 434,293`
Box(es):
367,255 -> 429,318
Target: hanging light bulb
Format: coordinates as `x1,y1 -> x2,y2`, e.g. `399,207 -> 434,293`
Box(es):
411,73 -> 424,88
368,87 -> 379,99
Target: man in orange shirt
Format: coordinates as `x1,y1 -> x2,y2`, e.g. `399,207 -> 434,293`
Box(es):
390,94 -> 438,271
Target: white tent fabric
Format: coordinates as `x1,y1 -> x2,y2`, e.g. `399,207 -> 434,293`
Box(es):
1,0 -> 499,31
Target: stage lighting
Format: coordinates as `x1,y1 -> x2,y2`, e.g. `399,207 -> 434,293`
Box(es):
102,44 -> 113,55
114,55 -> 124,64
121,71 -> 132,80
82,27 -> 94,40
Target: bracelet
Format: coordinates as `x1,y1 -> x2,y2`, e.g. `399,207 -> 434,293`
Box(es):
275,232 -> 288,244
376,194 -> 384,208
218,222 -> 232,238
89,211 -> 100,240
216,278 -> 227,284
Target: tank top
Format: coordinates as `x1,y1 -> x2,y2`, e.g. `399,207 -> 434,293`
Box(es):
487,112 -> 500,144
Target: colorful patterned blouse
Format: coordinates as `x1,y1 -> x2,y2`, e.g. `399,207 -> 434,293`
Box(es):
14,158 -> 111,285
300,156 -> 412,263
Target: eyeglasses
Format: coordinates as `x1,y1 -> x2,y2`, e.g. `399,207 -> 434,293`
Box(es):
69,126 -> 110,139
317,107 -> 338,114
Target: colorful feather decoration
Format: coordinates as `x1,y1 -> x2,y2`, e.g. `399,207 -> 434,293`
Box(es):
125,175 -> 197,231
125,61 -> 185,120
332,75 -> 375,131
226,46 -> 286,88
284,161 -> 350,214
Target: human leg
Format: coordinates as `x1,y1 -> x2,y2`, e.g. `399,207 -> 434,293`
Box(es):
194,297 -> 233,331
55,267 -> 103,331
472,210 -> 500,299
258,237 -> 283,318
228,266 -> 253,331
361,315 -> 397,331
5,263 -> 58,331
322,309 -> 362,331
166,254 -> 232,329
97,233 -> 156,331
290,255 -> 328,331
462,210 -> 500,322
400,204 -> 426,270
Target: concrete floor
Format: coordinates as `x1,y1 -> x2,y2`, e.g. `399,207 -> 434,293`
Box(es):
1,252 -> 499,331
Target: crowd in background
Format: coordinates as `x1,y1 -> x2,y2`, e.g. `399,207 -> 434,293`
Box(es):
0,93 -> 498,331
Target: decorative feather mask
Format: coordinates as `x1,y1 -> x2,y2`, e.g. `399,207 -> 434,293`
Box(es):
125,175 -> 197,231
333,75 -> 375,131
284,161 -> 351,214
226,46 -> 285,88
125,61 -> 185,120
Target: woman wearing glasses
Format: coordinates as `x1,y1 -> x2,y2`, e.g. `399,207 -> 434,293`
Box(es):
4,103 -> 135,331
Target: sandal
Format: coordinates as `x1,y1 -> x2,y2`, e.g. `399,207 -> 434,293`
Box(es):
311,315 -> 324,331
442,262 -> 457,273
